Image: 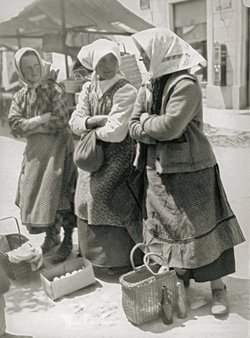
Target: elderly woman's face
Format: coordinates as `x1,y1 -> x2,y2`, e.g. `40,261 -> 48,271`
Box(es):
96,53 -> 119,80
20,53 -> 42,83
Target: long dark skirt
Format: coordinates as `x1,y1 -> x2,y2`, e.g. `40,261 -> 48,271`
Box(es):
77,218 -> 142,268
143,164 -> 245,282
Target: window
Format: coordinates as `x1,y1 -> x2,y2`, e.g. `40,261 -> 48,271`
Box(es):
140,0 -> 150,10
174,0 -> 207,82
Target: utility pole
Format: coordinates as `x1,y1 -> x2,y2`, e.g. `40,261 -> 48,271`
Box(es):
60,0 -> 69,78
16,29 -> 22,48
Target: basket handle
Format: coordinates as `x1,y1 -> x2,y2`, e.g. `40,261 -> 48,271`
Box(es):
0,217 -> 22,246
143,252 -> 170,276
130,242 -> 148,271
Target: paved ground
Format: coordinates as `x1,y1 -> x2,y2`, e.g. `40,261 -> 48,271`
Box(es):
0,107 -> 249,338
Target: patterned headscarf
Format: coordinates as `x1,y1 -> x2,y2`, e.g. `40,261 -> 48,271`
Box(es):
132,28 -> 207,111
132,28 -> 207,80
14,47 -> 50,104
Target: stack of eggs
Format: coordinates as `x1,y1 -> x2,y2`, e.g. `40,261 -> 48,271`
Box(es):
53,268 -> 84,282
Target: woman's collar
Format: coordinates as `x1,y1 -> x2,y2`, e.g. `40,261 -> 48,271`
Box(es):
97,73 -> 124,93
22,80 -> 49,92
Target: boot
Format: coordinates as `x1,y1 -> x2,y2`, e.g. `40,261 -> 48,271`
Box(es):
41,224 -> 61,254
52,226 -> 73,263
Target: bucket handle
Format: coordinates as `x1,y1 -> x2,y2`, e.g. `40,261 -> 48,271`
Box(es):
130,242 -> 148,271
130,243 -> 170,276
0,217 -> 22,246
143,252 -> 170,276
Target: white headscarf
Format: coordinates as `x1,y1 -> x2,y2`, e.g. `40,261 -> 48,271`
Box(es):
14,47 -> 51,103
132,28 -> 207,80
77,39 -> 121,83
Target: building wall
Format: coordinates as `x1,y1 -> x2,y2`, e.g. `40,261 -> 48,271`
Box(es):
118,0 -> 249,109
206,0 -> 249,109
117,0 -> 153,23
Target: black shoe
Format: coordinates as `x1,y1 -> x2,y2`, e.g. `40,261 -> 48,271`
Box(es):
52,234 -> 73,263
41,226 -> 61,254
41,224 -> 61,254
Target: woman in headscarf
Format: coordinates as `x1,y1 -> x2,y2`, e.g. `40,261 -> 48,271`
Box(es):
71,58 -> 92,83
69,39 -> 142,273
129,28 -> 245,316
8,47 -> 77,263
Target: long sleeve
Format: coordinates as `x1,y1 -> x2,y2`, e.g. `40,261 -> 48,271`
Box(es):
69,82 -> 92,136
140,79 -> 202,141
8,91 -> 30,137
95,84 -> 137,143
129,86 -> 156,144
9,82 -> 69,137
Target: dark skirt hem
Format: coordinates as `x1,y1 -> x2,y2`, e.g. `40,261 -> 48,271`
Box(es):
143,215 -> 245,269
174,248 -> 235,283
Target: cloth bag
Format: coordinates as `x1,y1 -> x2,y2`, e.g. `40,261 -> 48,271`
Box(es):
74,129 -> 104,172
119,243 -> 180,325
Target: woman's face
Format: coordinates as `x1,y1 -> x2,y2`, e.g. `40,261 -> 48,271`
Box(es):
20,53 -> 42,83
96,53 -> 119,80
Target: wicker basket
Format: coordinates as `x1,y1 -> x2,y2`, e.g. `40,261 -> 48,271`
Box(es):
120,243 -> 180,326
0,217 -> 32,280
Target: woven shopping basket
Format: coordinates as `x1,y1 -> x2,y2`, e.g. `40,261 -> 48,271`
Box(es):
0,217 -> 32,280
120,243 -> 180,326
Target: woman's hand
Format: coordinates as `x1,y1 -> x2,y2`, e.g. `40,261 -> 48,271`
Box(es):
25,113 -> 52,133
40,112 -> 52,124
49,69 -> 59,81
86,115 -> 108,129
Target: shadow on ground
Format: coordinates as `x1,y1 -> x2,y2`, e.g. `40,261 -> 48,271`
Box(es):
138,275 -> 250,334
5,272 -> 54,315
226,275 -> 250,320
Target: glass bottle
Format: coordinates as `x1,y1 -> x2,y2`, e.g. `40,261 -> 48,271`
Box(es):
176,280 -> 187,319
161,286 -> 173,324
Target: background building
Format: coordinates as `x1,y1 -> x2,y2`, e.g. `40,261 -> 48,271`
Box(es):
119,0 -> 250,109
